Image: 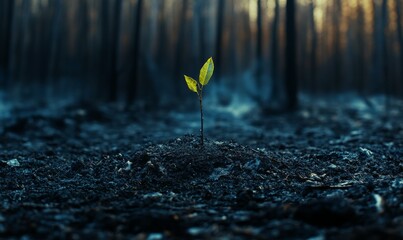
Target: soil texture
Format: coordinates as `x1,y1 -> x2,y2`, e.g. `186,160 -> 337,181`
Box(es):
0,97 -> 402,239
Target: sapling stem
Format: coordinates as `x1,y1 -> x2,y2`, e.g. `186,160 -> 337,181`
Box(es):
183,57 -> 214,148
199,88 -> 204,146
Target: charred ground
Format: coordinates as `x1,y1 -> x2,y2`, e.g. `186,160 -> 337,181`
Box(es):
0,96 -> 402,239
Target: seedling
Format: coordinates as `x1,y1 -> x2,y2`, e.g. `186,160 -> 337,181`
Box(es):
184,57 -> 214,146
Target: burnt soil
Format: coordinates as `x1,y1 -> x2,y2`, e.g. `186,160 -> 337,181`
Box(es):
0,97 -> 402,239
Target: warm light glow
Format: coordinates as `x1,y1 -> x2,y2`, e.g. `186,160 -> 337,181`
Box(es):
249,0 -> 258,22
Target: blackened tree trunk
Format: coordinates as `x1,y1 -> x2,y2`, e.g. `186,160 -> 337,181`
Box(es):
228,0 -> 237,89
173,0 -> 189,98
32,2 -> 48,85
356,3 -> 366,93
127,0 -> 143,105
197,0 -> 206,61
372,0 -> 383,92
332,0 -> 342,91
19,0 -> 32,90
285,0 -> 297,110
270,0 -> 280,103
108,0 -> 122,101
381,0 -> 390,107
78,0 -> 89,99
395,0 -> 403,96
241,5 -> 252,69
156,0 -> 168,68
8,0 -> 21,90
309,0 -> 317,94
256,0 -> 263,89
100,0 -> 110,100
215,0 -> 225,82
0,0 -> 14,89
47,0 -> 63,98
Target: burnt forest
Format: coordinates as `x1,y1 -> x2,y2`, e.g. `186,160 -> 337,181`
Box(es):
0,0 -> 402,239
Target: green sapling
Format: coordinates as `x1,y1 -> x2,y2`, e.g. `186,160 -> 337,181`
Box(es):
184,57 -> 214,146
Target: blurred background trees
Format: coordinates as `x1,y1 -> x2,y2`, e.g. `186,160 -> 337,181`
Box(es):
0,0 -> 402,109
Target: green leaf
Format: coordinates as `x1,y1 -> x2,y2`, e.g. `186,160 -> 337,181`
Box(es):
199,57 -> 214,86
184,75 -> 198,93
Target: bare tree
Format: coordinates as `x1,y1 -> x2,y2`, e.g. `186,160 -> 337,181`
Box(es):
332,0 -> 342,91
372,0 -> 383,93
395,0 -> 403,95
155,0 -> 168,68
196,0 -> 206,61
309,0 -> 317,94
382,0 -> 390,106
100,0 -> 110,100
215,0 -> 225,82
173,0 -> 189,99
77,0 -> 89,99
256,0 -> 263,89
126,0 -> 143,105
270,0 -> 280,103
107,0 -> 122,101
47,0 -> 63,98
356,2 -> 366,93
285,0 -> 298,110
228,0 -> 238,92
0,0 -> 14,89
34,3 -> 52,87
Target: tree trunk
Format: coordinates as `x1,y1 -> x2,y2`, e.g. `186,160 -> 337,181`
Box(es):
228,0 -> 238,93
100,0 -> 110,100
372,0 -> 383,92
156,0 -> 167,68
108,0 -> 122,102
381,0 -> 390,108
309,0 -> 317,94
270,0 -> 280,103
285,0 -> 297,110
332,0 -> 342,92
78,0 -> 89,99
20,0 -> 32,92
395,0 -> 403,96
47,0 -> 63,98
0,0 -> 14,89
173,0 -> 189,99
215,0 -> 225,82
256,0 -> 263,91
126,0 -> 143,105
197,0 -> 206,61
356,3 -> 366,94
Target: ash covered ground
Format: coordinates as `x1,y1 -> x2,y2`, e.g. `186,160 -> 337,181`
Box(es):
0,96 -> 402,239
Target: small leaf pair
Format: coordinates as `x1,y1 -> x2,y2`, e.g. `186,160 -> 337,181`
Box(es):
183,57 -> 214,146
184,57 -> 214,94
